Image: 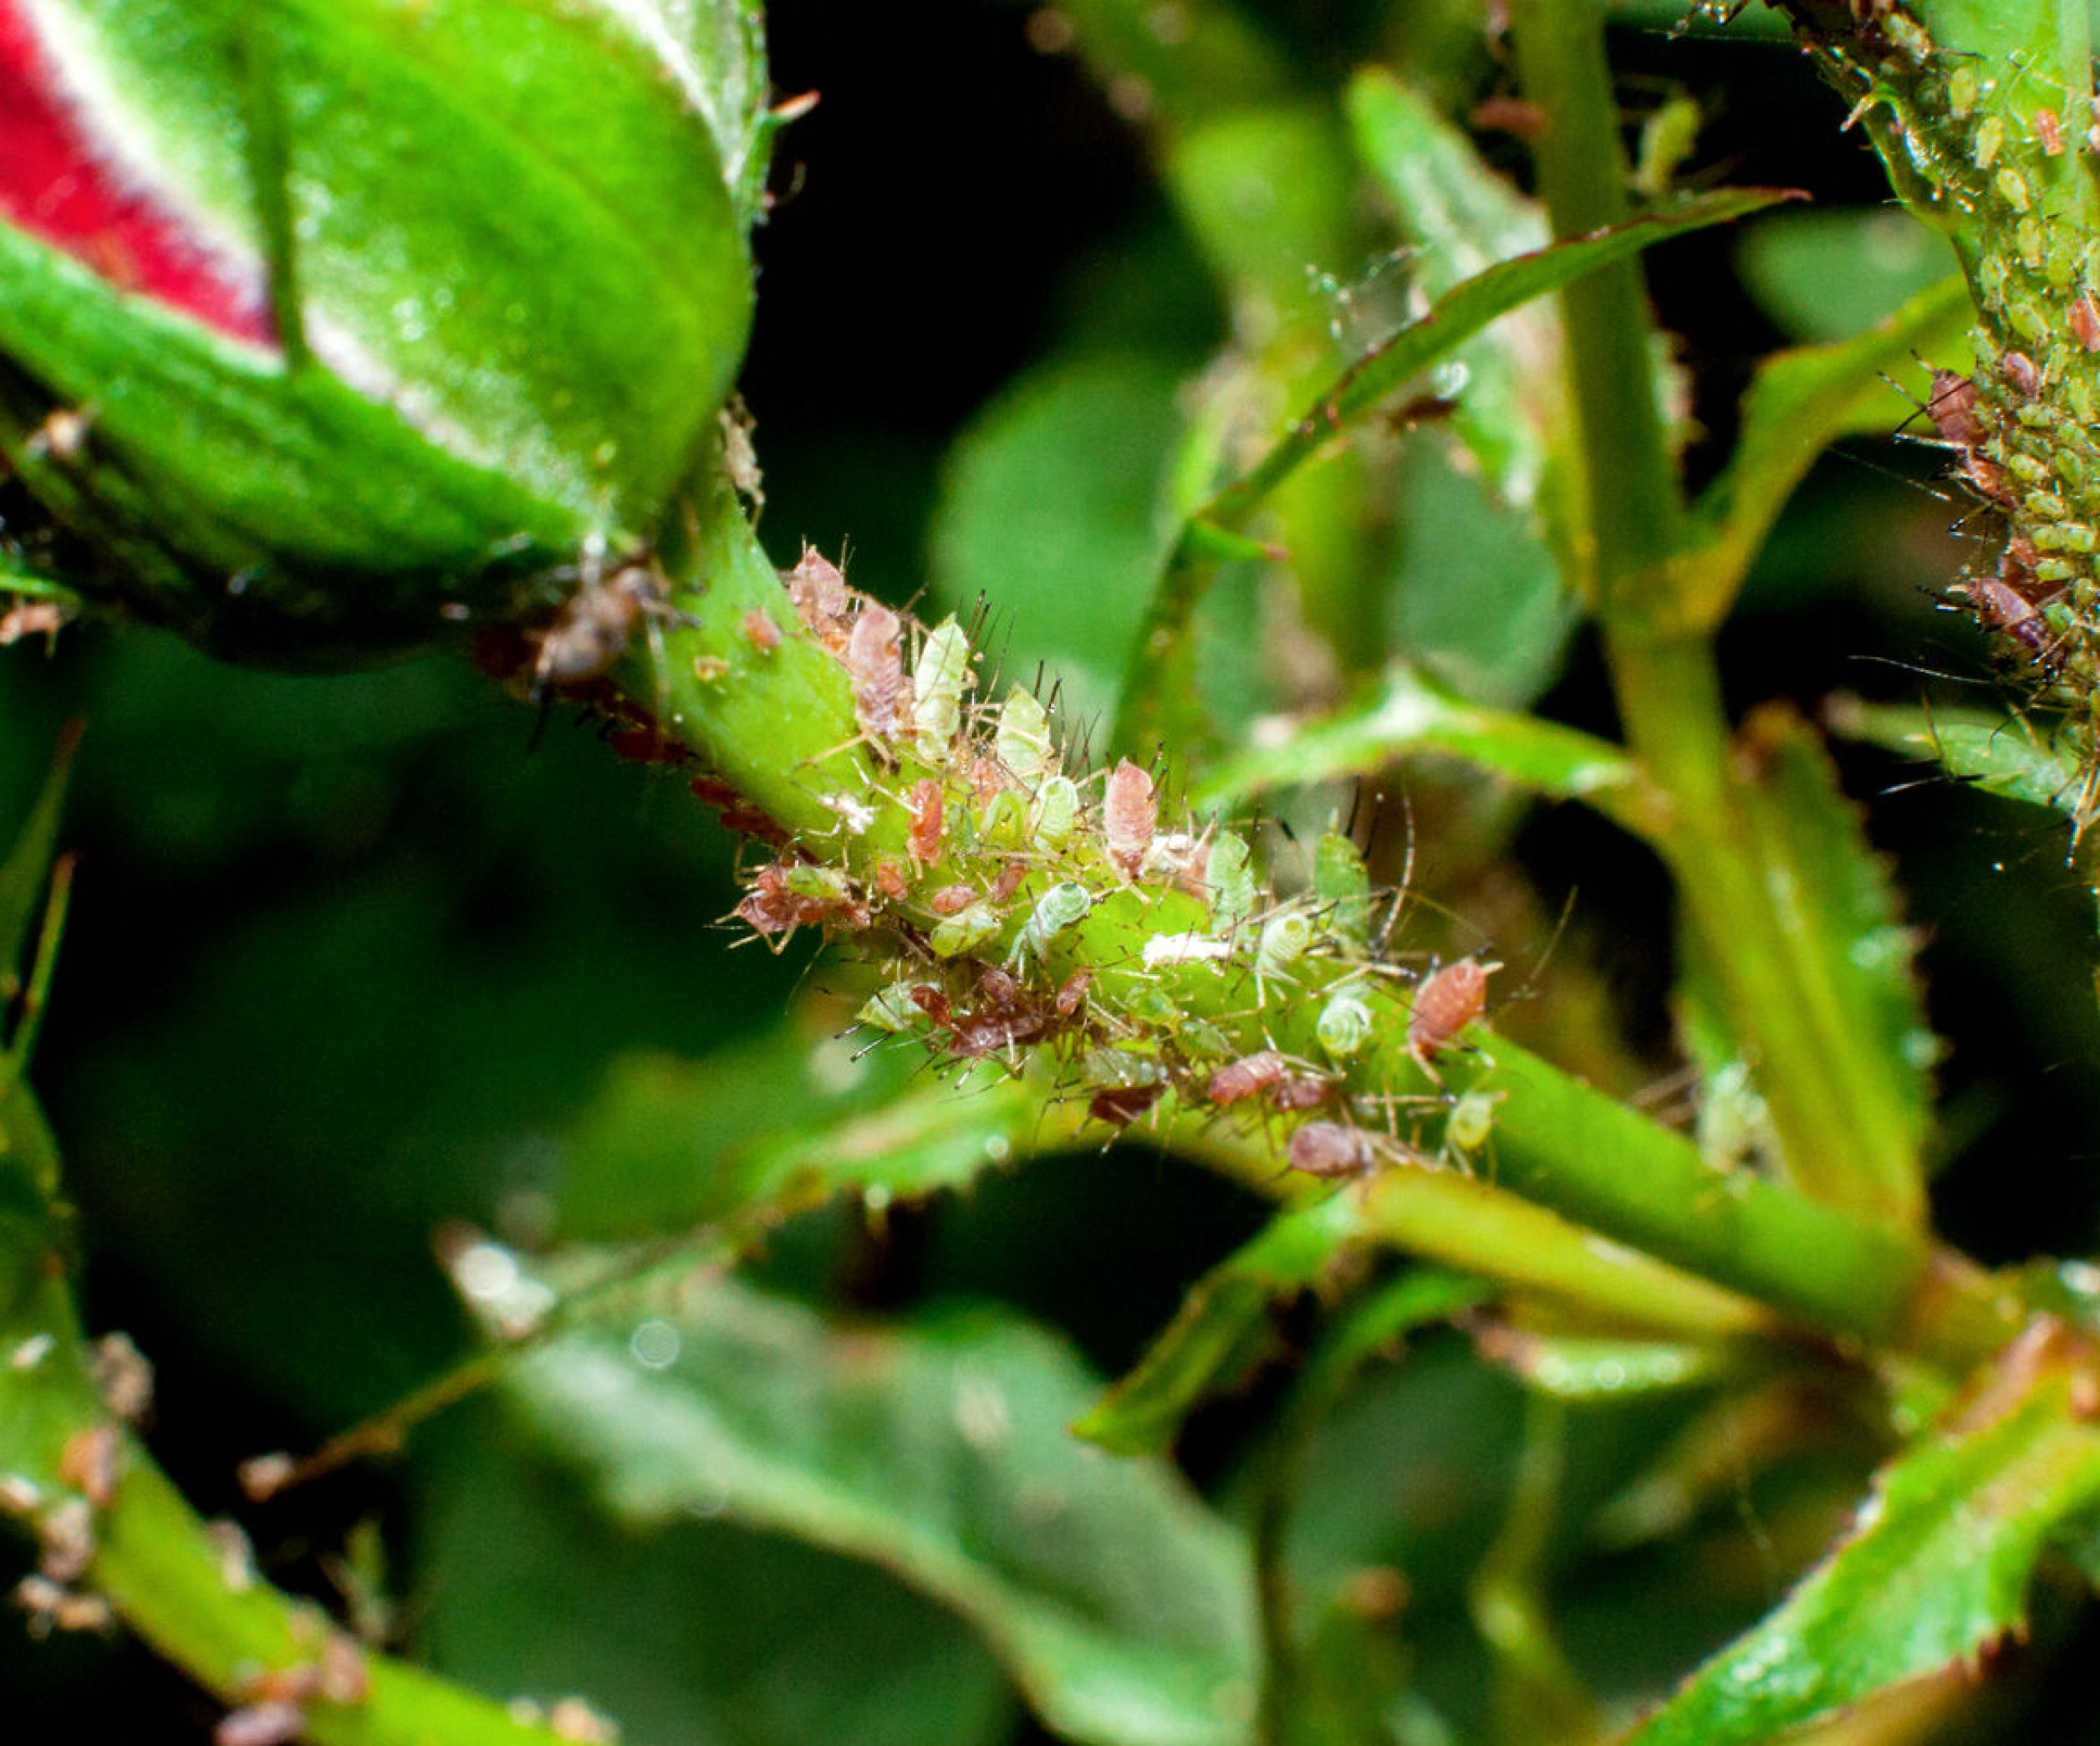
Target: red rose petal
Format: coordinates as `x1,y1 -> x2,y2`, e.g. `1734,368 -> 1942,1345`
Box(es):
0,0 -> 273,345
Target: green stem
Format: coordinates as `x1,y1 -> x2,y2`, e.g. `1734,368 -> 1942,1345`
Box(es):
1510,0 -> 1926,1230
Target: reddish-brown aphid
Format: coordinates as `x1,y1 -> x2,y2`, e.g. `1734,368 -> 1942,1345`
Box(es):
1926,370 -> 1985,451
690,775 -> 789,846
606,726 -> 686,765
1958,574 -> 2062,664
56,1426 -> 119,1509
907,779 -> 946,865
1468,94 -> 1548,140
1103,758 -> 1158,880
928,883 -> 976,916
2037,107 -> 2066,155
742,608 -> 782,652
2071,295 -> 2100,353
1287,1121 -> 1376,1178
847,602 -> 910,744
2002,350 -> 2041,399
1055,968 -> 1093,1017
785,546 -> 852,650
737,864 -> 869,937
988,859 -> 1030,904
1208,1049 -> 1289,1106
1090,1083 -> 1164,1126
1409,959 -> 1499,1076
530,564 -> 655,689
1269,1074 -> 1332,1112
874,858 -> 909,900
0,600 -> 66,646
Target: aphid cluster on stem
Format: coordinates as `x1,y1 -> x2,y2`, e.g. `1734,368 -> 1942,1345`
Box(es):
683,544 -> 1514,1180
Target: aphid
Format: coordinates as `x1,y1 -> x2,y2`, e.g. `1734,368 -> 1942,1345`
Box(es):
912,617 -> 972,750
1142,932 -> 1233,968
1926,370 -> 1985,451
847,601 -> 910,745
1103,759 -> 1157,879
38,1498 -> 94,1584
1081,1048 -> 1163,1090
873,857 -> 909,900
742,608 -> 782,652
1444,1088 -> 1505,1161
930,902 -> 1002,958
1313,832 -> 1372,951
784,545 -> 852,649
920,974 -> 1045,1059
1205,832 -> 1257,932
978,786 -> 1030,850
1055,968 -> 1094,1016
215,1700 -> 306,1746
738,863 -> 869,937
859,983 -> 921,1034
1030,775 -> 1080,852
0,600 -> 67,646
2072,294 -> 2100,353
530,563 -> 658,689
1958,574 -> 2062,664
1316,991 -> 1374,1059
1016,881 -> 1092,961
1090,1084 -> 1164,1126
2037,107 -> 2066,156
988,859 -> 1031,904
1408,958 -> 1500,1077
907,779 -> 946,865
25,405 -> 90,462
1270,1074 -> 1332,1112
1208,1049 -> 1288,1106
13,1574 -> 112,1636
995,686 -> 1057,784
2002,350 -> 2041,398
56,1426 -> 120,1509
928,883 -> 976,916
1255,911 -> 1314,983
1287,1120 -> 1376,1178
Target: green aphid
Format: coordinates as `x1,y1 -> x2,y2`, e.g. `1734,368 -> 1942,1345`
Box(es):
858,983 -> 920,1034
1205,832 -> 1256,932
1256,910 -> 1314,981
1031,775 -> 1080,851
783,864 -> 854,902
913,617 -> 972,751
931,903 -> 1002,958
996,686 -> 1057,783
1312,832 -> 1372,952
1126,985 -> 1184,1031
1017,881 -> 1092,960
1180,1018 -> 1233,1059
1316,991 -> 1374,1060
1445,1089 -> 1504,1158
980,787 -> 1030,850
1081,1048 -> 1163,1089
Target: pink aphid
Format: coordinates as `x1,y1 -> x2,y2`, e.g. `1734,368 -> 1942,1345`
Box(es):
1408,959 -> 1499,1076
1268,1074 -> 1332,1112
1103,758 -> 1157,879
2037,107 -> 2066,156
1055,968 -> 1093,1017
848,602 -> 909,743
928,883 -> 976,916
908,779 -> 946,865
1208,1049 -> 1288,1106
1287,1121 -> 1376,1178
2072,294 -> 2100,354
785,546 -> 852,649
1926,370 -> 1985,452
742,608 -> 782,652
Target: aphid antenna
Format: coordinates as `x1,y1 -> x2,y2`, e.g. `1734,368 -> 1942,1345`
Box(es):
1845,650 -> 2001,689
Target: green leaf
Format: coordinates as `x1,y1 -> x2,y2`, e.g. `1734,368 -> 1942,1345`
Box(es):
555,1025 -> 1048,1242
1114,184 -> 1798,757
1073,1194 -> 1375,1457
1191,664 -> 1644,830
494,1268 -> 1261,1746
1722,705 -> 1938,1220
1737,208 -> 1964,343
1625,1341 -> 2100,1746
415,1422 -> 1016,1746
1827,696 -> 2088,819
929,356 -> 1188,731
1682,273 -> 1973,623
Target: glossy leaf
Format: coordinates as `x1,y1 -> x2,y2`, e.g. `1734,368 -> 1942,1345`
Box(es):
1683,273 -> 1973,624
1114,184 -> 1797,756
494,1266 -> 1262,1746
1073,1194 -> 1376,1456
1626,1340 -> 2100,1746
1192,663 -> 1644,830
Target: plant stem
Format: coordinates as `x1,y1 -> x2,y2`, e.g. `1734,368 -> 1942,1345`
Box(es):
1509,0 -> 1927,1231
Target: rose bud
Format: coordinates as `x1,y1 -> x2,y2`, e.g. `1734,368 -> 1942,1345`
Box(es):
0,0 -> 764,666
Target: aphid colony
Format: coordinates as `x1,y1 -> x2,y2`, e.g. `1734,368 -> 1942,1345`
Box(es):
710,547 -> 1503,1180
